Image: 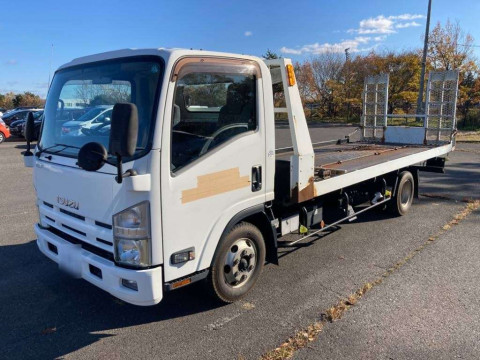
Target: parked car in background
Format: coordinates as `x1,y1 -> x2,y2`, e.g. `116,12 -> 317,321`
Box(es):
0,118 -> 11,143
10,110 -> 44,138
61,105 -> 113,136
10,120 -> 25,137
56,107 -> 90,122
1,108 -> 43,126
2,106 -> 40,118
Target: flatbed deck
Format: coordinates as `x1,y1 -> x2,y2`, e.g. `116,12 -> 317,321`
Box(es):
276,140 -> 453,200
278,142 -> 442,173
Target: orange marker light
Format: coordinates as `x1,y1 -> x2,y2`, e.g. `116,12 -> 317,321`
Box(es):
286,64 -> 296,86
172,278 -> 192,289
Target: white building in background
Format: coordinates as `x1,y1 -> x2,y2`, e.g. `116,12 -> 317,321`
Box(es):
62,98 -> 89,108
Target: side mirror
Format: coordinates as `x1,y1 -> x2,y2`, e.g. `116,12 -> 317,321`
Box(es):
109,103 -> 139,183
77,142 -> 108,171
24,112 -> 35,156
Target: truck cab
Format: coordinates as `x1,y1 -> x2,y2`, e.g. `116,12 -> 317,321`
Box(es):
31,49 -> 277,305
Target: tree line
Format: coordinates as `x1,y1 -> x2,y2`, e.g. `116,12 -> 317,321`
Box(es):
0,91 -> 45,110
267,20 -> 480,129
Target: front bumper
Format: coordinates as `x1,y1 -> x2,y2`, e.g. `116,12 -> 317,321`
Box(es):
2,126 -> 11,138
35,224 -> 163,306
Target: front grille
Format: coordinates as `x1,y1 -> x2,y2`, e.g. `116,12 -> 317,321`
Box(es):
95,221 -> 112,230
62,224 -> 86,236
60,208 -> 85,221
47,227 -> 115,262
39,200 -> 114,259
96,238 -> 113,246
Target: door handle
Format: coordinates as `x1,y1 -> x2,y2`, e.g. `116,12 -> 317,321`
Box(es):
251,165 -> 262,192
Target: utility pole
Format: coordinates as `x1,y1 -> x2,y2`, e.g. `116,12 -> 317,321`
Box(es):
416,0 -> 432,114
345,48 -> 351,120
47,44 -> 54,88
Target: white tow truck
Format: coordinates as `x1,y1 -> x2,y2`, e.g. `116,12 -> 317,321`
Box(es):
24,48 -> 459,305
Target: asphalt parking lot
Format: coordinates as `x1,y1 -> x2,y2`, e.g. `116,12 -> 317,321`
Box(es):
1,128 -> 479,360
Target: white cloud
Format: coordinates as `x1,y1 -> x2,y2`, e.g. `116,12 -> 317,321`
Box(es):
389,14 -> 425,21
348,13 -> 425,34
373,35 -> 387,42
396,21 -> 421,29
4,59 -> 17,65
280,46 -> 302,55
244,31 -> 253,37
280,13 -> 425,56
355,36 -> 371,43
356,15 -> 396,34
281,38 -> 373,55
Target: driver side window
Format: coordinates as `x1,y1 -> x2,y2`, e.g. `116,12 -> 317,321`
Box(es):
171,60 -> 257,172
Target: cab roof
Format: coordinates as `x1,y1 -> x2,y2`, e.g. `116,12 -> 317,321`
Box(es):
58,48 -> 262,71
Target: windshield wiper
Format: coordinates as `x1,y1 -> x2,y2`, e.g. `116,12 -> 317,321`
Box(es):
36,143 -> 81,157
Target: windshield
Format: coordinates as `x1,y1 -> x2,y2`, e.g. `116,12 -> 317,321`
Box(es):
39,57 -> 163,158
74,107 -> 106,122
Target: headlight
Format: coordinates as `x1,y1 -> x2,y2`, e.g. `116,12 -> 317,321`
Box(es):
113,201 -> 151,268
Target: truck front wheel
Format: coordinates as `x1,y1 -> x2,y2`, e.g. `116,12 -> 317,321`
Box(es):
209,222 -> 265,303
389,171 -> 414,216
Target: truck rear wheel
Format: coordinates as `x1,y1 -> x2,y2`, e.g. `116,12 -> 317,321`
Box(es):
209,222 -> 265,303
389,171 -> 414,216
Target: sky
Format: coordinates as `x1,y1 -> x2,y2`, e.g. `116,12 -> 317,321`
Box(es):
1,0 -> 479,98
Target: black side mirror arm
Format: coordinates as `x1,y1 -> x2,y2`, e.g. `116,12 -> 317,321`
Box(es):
24,140 -> 33,157
24,111 -> 35,156
114,154 -> 137,184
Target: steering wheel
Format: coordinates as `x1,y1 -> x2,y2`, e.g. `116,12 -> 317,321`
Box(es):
199,123 -> 249,156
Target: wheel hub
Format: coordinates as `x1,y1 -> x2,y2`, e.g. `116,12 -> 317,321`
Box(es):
223,238 -> 256,287
239,258 -> 249,271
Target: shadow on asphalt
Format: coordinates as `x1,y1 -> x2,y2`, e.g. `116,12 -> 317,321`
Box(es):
5,136 -> 27,143
14,144 -> 31,150
1,240 -> 225,359
421,161 -> 480,200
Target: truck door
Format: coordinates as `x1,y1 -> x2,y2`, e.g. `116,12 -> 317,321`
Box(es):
160,57 -> 267,282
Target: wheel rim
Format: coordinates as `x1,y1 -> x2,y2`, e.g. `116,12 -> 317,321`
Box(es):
223,238 -> 257,288
400,180 -> 413,205
0,133 -> 4,142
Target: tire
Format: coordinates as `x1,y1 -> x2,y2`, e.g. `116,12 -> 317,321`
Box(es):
208,222 -> 266,303
0,132 -> 5,144
388,171 -> 414,216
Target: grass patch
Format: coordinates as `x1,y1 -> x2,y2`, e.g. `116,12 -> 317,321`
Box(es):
261,200 -> 480,360
456,131 -> 480,142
